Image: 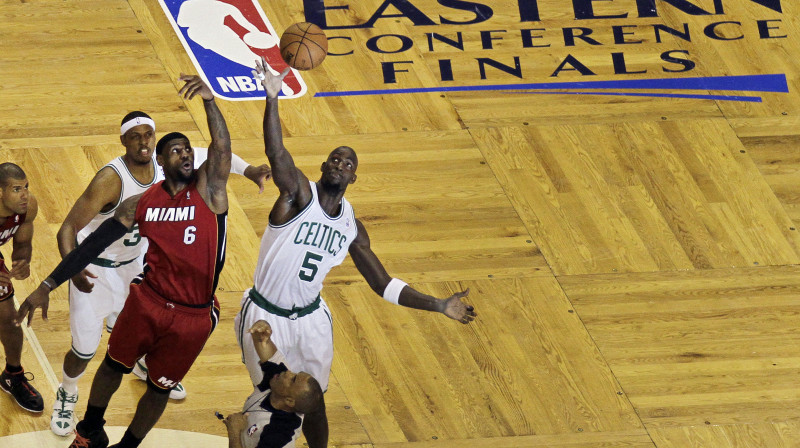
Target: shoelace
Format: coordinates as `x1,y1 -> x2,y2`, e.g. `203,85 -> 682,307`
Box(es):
57,388 -> 79,404
71,433 -> 91,448
10,372 -> 38,397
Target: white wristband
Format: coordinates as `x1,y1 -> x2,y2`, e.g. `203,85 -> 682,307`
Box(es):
230,152 -> 249,176
382,278 -> 407,305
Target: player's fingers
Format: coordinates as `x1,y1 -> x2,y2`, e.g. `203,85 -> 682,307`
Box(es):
86,270 -> 98,279
42,303 -> 49,322
15,303 -> 29,326
278,67 -> 291,80
178,82 -> 190,97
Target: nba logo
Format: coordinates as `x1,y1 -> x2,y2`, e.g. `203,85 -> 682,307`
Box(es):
158,0 -> 307,100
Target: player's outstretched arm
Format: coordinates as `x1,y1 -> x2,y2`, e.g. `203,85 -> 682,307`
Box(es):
348,219 -> 477,324
15,194 -> 141,327
179,74 -> 231,213
254,58 -> 311,213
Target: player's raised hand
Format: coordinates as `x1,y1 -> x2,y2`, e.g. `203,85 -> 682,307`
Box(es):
10,259 -> 30,280
15,283 -> 51,327
442,288 -> 476,324
244,164 -> 272,193
178,74 -> 214,101
248,319 -> 273,344
254,57 -> 289,99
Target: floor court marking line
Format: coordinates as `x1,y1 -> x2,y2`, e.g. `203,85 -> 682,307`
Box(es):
14,296 -> 59,394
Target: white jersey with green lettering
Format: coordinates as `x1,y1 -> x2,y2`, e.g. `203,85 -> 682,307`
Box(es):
253,181 -> 357,308
76,155 -> 157,263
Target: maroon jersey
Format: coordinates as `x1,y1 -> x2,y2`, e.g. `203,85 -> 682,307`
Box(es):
0,212 -> 25,300
135,179 -> 227,306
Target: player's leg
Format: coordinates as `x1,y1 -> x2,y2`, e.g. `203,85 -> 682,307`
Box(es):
125,298 -> 217,442
111,382 -> 169,448
67,358 -> 122,448
53,279 -> 108,436
0,294 -> 43,413
69,283 -> 154,448
296,301 -> 334,448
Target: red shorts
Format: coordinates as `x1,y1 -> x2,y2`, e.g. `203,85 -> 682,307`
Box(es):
0,258 -> 13,302
106,282 -> 220,392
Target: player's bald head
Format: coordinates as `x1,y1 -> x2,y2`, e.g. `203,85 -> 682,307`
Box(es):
330,146 -> 358,168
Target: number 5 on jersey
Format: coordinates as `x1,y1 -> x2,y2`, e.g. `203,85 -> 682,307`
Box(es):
299,251 -> 323,282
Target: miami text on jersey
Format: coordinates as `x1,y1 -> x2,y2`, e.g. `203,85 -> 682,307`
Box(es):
144,206 -> 196,222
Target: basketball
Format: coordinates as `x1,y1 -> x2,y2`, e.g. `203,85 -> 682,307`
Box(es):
279,22 -> 328,71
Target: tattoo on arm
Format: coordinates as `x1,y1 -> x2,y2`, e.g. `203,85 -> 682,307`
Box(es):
204,99 -> 231,150
114,194 -> 142,228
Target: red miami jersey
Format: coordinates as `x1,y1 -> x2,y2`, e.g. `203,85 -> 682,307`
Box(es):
0,212 -> 26,300
135,178 -> 227,306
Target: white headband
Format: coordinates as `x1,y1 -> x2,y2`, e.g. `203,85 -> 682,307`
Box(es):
120,117 -> 156,136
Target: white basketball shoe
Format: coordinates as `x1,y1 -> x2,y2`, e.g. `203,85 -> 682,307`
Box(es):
131,358 -> 187,400
50,385 -> 78,436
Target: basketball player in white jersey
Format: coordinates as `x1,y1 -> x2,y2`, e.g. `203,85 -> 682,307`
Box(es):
234,60 -> 477,447
50,111 -> 271,436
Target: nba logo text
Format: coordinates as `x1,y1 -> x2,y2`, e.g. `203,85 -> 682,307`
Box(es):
159,0 -> 307,100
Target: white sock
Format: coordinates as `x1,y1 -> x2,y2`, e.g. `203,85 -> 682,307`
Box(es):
61,368 -> 83,395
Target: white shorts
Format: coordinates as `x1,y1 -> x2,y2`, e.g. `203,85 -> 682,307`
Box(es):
234,288 -> 334,392
68,261 -> 142,359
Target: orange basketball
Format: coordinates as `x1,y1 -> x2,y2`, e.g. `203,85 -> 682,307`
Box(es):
279,22 -> 328,71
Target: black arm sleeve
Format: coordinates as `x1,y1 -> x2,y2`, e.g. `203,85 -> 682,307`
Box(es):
49,218 -> 130,287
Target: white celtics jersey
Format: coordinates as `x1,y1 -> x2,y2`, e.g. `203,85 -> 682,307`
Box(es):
253,181 -> 357,309
77,156 -> 157,263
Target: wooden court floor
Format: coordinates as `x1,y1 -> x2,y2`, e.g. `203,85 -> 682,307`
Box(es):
2,0 -> 800,447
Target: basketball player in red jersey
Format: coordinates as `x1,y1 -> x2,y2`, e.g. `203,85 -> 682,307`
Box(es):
0,163 -> 43,414
17,74 -> 232,448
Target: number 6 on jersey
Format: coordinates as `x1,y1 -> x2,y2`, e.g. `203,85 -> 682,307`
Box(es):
184,226 -> 197,245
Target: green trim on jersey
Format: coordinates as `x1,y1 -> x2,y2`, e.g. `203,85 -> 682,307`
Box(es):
248,287 -> 320,319
99,163 -> 124,216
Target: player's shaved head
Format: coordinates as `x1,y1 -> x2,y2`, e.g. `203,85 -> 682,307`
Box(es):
292,373 -> 323,414
330,146 -> 358,168
0,163 -> 26,188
